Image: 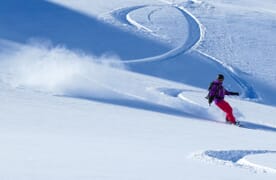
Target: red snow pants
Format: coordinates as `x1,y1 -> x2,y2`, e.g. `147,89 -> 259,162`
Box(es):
215,100 -> 236,123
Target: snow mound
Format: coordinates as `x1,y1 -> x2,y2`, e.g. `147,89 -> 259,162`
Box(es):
239,153 -> 276,173
192,150 -> 276,174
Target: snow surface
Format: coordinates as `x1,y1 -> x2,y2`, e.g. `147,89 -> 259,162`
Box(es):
0,0 -> 276,179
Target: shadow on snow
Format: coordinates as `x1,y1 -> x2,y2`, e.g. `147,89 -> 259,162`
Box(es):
0,0 -> 169,60
205,150 -> 276,163
240,121 -> 276,133
62,95 -> 201,120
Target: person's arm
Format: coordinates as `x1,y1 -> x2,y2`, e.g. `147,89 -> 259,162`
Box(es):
225,89 -> 239,96
229,92 -> 239,96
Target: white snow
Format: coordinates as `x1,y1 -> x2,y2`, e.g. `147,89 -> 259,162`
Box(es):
238,153 -> 276,173
0,0 -> 276,179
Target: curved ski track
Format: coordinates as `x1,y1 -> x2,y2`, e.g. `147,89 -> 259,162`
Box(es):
111,3 -> 259,100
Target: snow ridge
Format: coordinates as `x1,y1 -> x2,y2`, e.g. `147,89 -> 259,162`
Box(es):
192,150 -> 276,174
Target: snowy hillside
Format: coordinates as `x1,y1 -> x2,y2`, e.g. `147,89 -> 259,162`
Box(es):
0,0 -> 276,179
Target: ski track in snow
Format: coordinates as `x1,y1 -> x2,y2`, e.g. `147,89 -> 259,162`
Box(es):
0,0 -> 261,118
110,2 -> 259,101
192,150 -> 276,174
111,5 -> 148,28
111,4 -> 201,63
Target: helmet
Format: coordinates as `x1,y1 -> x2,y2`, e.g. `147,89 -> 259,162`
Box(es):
217,74 -> 224,80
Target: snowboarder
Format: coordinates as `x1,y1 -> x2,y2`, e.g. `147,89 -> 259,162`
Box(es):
207,74 -> 240,124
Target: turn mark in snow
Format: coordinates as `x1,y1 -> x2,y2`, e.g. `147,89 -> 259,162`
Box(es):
192,150 -> 276,174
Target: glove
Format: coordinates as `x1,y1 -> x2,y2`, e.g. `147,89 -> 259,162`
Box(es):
229,92 -> 239,96
232,92 -> 239,96
208,96 -> 214,105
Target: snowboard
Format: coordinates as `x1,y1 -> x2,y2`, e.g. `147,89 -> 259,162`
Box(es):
226,120 -> 243,127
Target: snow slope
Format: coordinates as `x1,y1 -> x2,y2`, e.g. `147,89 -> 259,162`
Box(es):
0,0 -> 276,179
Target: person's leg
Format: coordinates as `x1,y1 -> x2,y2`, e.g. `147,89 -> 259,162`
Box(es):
216,100 -> 236,123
